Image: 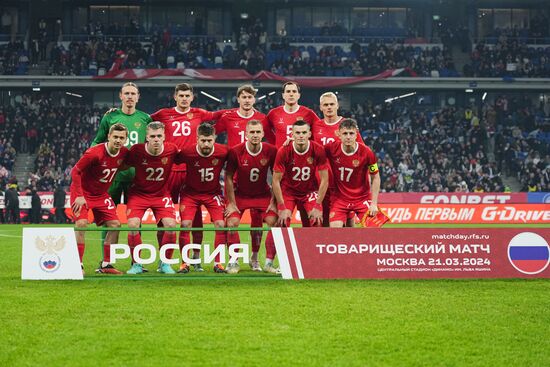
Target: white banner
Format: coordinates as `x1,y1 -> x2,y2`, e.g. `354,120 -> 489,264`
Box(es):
22,228 -> 83,280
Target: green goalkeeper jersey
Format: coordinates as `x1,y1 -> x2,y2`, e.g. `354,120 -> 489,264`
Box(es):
92,109 -> 152,182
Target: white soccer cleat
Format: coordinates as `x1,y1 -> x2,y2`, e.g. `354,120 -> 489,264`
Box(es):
226,262 -> 240,274
250,260 -> 262,272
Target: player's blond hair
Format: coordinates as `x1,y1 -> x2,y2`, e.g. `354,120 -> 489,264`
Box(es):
121,82 -> 139,93
246,119 -> 263,129
319,92 -> 338,104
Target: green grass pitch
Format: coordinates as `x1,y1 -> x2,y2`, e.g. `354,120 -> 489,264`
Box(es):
0,223 -> 549,366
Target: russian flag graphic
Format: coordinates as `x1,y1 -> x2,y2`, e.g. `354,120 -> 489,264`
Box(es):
508,232 -> 550,275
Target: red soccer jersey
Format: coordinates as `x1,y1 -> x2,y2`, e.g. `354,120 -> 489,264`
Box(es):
274,141 -> 329,197
125,142 -> 183,197
150,107 -> 224,171
179,143 -> 229,195
226,142 -> 277,198
324,142 -> 379,202
214,108 -> 267,147
71,143 -> 129,198
264,105 -> 319,147
312,117 -> 365,146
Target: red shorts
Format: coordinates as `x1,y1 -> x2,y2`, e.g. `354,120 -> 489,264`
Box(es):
280,191 -> 321,227
167,170 -> 186,204
126,193 -> 176,222
227,195 -> 277,220
329,197 -> 371,223
180,192 -> 225,222
70,193 -> 119,226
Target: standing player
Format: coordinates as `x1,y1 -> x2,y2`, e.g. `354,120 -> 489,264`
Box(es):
92,82 -> 152,255
263,81 -> 320,148
70,123 -> 129,275
123,122 -> 184,274
265,121 -> 329,272
224,120 -> 278,273
215,84 -> 267,264
324,119 -> 380,227
92,82 -> 151,204
178,123 -> 229,274
312,92 -> 364,226
264,82 -> 320,226
150,83 -> 225,271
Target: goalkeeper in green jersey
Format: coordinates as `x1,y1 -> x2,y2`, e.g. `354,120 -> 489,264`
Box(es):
92,82 -> 152,205
91,82 -> 151,272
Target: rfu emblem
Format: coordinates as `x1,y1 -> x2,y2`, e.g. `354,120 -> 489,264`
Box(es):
36,235 -> 66,273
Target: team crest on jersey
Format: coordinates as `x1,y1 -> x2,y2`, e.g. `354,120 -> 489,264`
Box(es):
260,158 -> 268,166
296,116 -> 304,121
117,159 -> 123,165
161,157 -> 168,165
134,122 -> 142,128
352,159 -> 360,167
307,157 -> 314,164
212,158 -> 219,166
187,113 -> 194,119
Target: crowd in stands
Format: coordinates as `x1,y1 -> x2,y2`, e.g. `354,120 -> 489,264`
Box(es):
267,41 -> 458,77
0,41 -> 29,75
465,37 -> 550,78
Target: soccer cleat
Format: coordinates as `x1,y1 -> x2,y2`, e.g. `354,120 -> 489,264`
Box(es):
226,262 -> 240,274
95,262 -> 123,275
250,260 -> 262,272
127,263 -> 144,274
213,263 -> 227,273
192,263 -> 205,272
177,262 -> 190,274
264,263 -> 280,274
157,261 -> 176,274
81,265 -> 85,276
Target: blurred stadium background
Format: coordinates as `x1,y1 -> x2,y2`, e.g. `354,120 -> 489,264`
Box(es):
0,0 -> 548,365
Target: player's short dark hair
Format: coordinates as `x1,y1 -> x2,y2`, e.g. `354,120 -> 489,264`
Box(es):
108,123 -> 128,136
292,120 -> 309,129
147,121 -> 165,131
174,83 -> 194,94
339,118 -> 359,130
197,122 -> 215,137
282,81 -> 300,93
237,84 -> 256,97
121,82 -> 139,93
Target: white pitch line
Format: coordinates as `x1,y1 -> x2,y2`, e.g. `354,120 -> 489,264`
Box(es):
0,233 -> 22,238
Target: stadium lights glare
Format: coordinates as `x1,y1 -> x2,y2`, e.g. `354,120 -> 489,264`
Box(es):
32,88 -> 40,92
482,92 -> 487,101
200,91 -> 222,103
257,95 -> 267,101
384,92 -> 416,103
66,92 -> 83,98
268,91 -> 276,96
465,89 -> 474,93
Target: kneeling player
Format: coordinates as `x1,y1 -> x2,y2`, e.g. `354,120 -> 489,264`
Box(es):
178,123 -> 229,273
324,118 -> 380,227
124,122 -> 185,274
266,121 -> 329,272
70,123 -> 129,275
224,120 -> 278,273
